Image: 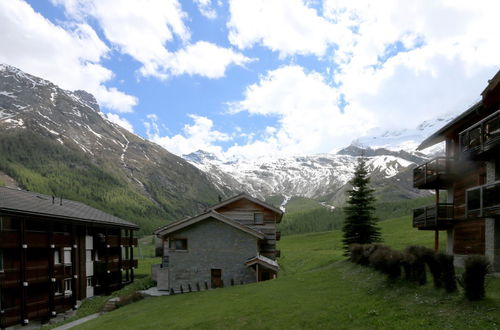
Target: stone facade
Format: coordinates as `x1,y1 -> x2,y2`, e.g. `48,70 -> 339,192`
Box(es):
158,218 -> 259,291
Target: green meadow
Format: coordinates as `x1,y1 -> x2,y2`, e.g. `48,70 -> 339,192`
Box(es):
71,216 -> 499,329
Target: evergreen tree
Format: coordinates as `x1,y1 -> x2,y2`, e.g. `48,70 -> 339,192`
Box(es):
342,157 -> 382,254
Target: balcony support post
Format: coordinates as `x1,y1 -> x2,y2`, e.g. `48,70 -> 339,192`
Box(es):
434,230 -> 439,252
130,230 -> 134,283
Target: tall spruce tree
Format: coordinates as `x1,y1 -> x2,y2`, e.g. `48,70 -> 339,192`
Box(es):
342,157 -> 382,254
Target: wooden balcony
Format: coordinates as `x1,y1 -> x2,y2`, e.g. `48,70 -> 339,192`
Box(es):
413,157 -> 454,189
94,259 -> 136,273
412,203 -> 455,230
276,231 -> 281,241
122,259 -> 138,270
26,297 -> 50,320
466,181 -> 500,217
459,109 -> 500,160
0,306 -> 21,328
0,230 -> 19,248
0,268 -> 21,287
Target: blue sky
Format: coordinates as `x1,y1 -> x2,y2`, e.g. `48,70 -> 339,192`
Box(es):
1,0 -> 499,159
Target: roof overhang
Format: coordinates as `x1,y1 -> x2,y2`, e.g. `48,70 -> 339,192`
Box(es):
245,254 -> 280,272
154,210 -> 265,239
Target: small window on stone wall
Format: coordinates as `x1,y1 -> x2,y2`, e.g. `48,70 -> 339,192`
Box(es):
254,213 -> 264,224
169,238 -> 188,251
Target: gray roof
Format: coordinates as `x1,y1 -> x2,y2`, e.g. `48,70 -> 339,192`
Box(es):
154,210 -> 265,239
0,187 -> 138,229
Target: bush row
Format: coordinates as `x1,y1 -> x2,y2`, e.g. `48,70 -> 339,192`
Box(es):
349,244 -> 490,300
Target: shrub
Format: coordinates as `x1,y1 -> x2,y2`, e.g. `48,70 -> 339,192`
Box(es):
435,252 -> 457,293
369,246 -> 402,281
419,247 -> 442,289
403,246 -> 427,285
459,255 -> 490,301
349,244 -> 365,264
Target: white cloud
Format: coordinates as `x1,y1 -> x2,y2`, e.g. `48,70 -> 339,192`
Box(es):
0,0 -> 137,113
226,65 -> 374,159
103,113 -> 134,133
227,0 -> 349,57
145,114 -> 230,156
54,0 -> 250,79
193,0 -> 217,19
322,0 -> 500,129
168,41 -> 253,78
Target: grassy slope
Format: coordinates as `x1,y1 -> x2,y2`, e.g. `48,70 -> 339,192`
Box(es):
75,217 -> 499,329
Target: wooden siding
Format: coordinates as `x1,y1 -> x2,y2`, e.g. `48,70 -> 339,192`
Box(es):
452,164 -> 485,219
214,198 -> 279,259
453,220 -> 485,255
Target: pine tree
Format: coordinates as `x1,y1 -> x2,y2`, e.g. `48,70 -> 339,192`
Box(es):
342,157 -> 382,254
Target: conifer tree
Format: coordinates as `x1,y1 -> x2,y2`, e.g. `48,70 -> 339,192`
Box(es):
342,157 -> 382,254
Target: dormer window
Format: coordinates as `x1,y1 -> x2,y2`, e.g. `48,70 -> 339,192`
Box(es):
254,213 -> 264,225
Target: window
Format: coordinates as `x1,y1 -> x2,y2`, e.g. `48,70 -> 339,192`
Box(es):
54,250 -> 61,265
55,280 -> 63,295
169,238 -> 187,251
86,276 -> 93,287
63,248 -> 72,265
254,213 -> 264,224
64,278 -> 72,293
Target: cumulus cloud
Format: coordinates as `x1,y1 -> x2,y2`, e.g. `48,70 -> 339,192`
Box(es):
54,0 -> 250,79
226,65 -> 374,159
0,0 -> 137,113
144,114 -> 231,156
103,113 -> 134,133
166,41 -> 253,79
322,0 -> 500,129
227,0 -> 349,57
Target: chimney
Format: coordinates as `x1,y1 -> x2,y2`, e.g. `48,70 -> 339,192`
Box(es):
218,195 -> 222,202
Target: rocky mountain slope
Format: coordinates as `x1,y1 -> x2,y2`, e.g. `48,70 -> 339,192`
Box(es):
0,64 -> 223,233
184,145 -> 432,209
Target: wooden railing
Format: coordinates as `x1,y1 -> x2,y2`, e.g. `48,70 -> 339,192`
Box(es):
0,306 -> 21,328
412,203 -> 454,229
0,230 -> 19,248
413,157 -> 453,189
459,109 -> 500,159
466,180 -> 500,217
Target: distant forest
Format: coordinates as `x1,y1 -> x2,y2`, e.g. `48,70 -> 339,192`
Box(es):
279,196 -> 436,236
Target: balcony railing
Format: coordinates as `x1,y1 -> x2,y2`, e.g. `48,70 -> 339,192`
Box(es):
412,203 -> 454,229
459,109 -> 500,159
413,157 -> 454,189
466,180 -> 500,217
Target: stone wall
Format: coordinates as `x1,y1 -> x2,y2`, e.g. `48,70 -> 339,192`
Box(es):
161,218 -> 259,291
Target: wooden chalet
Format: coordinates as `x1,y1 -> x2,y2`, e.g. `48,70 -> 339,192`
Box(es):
153,193 -> 282,292
413,70 -> 500,272
0,187 -> 138,328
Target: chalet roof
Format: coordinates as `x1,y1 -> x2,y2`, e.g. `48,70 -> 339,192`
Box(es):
418,70 -> 500,151
0,187 -> 138,229
417,101 -> 483,150
245,254 -> 280,272
154,210 -> 265,239
208,192 -> 284,220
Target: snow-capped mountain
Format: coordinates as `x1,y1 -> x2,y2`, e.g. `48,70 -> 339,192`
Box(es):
0,64 -> 223,232
351,114 -> 457,156
183,111 -> 456,208
184,147 -> 429,207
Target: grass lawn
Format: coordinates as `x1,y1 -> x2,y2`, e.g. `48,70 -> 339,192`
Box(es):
73,216 -> 499,329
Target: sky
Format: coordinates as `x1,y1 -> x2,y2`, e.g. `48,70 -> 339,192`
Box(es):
0,0 -> 499,160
